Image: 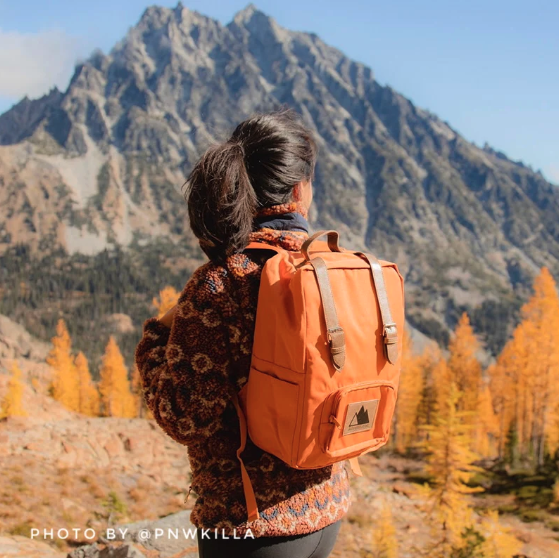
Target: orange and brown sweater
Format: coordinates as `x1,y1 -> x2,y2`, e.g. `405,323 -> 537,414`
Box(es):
134,201 -> 351,537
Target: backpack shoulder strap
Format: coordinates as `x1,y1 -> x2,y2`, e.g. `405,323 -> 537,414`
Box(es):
243,241 -> 286,253
231,390 -> 260,522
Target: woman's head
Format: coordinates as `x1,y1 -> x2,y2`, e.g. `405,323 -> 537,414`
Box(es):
184,108 -> 317,263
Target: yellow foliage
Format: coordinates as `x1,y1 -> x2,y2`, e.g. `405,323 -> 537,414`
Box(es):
415,344 -> 444,438
477,382 -> 499,458
74,352 -> 100,417
152,286 -> 180,318
489,268 -> 559,466
445,312 -> 487,454
46,319 -> 80,412
370,501 -> 399,558
394,329 -> 425,453
423,383 -> 482,556
448,313 -> 482,413
98,336 -> 137,418
480,510 -> 522,558
0,361 -> 27,418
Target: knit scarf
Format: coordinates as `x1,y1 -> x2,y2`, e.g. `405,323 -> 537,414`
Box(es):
247,200 -> 310,250
253,201 -> 309,234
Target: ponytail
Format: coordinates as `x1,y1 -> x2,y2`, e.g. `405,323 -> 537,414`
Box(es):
184,108 -> 316,263
186,141 -> 257,263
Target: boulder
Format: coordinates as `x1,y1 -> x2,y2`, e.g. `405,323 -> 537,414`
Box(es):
68,511 -> 198,558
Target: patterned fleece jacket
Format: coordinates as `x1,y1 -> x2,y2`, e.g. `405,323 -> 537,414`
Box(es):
134,201 -> 351,537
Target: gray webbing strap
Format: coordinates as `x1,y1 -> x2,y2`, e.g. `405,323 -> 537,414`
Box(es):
308,257 -> 345,371
354,252 -> 398,364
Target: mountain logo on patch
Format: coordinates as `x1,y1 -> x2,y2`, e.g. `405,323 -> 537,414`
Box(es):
349,406 -> 370,427
343,399 -> 379,435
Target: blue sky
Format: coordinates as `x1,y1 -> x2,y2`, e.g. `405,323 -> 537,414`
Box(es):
0,0 -> 557,183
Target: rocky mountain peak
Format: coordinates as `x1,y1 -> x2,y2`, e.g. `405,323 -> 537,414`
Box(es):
0,3 -> 558,350
232,3 -> 268,25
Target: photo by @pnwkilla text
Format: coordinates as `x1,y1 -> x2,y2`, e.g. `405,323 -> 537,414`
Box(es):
1,2 -> 558,558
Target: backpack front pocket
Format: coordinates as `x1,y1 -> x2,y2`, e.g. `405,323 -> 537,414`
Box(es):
245,366 -> 300,465
320,381 -> 397,459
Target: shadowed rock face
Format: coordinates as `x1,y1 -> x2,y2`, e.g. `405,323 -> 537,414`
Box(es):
0,4 -> 557,348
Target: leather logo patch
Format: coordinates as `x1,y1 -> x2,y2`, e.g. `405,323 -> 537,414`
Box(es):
343,400 -> 379,436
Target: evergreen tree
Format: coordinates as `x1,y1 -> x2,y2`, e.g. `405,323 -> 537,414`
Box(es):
46,319 -> 80,412
0,361 -> 27,418
98,336 -> 136,418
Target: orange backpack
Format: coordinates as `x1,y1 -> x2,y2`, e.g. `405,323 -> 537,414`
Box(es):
232,230 -> 405,521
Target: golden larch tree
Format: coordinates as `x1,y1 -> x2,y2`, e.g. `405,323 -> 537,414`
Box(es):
431,356 -> 452,417
47,319 -> 80,412
394,329 -> 425,453
422,383 -> 483,557
74,352 -> 100,417
98,336 -> 137,418
477,382 -> 499,458
0,361 -> 28,418
369,500 -> 399,558
447,312 -> 482,414
520,268 -> 559,465
447,313 -> 484,452
490,268 -> 559,466
415,345 -> 444,441
488,321 -> 531,464
152,286 -> 180,318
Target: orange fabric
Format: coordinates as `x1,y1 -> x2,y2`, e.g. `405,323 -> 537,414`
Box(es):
242,238 -> 405,472
348,457 -> 363,476
231,391 -> 260,522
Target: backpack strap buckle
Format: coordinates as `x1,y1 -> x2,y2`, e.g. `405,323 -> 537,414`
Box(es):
383,323 -> 398,344
327,327 -> 345,355
309,256 -> 346,372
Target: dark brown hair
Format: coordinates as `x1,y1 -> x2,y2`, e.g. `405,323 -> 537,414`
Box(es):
183,108 -> 317,263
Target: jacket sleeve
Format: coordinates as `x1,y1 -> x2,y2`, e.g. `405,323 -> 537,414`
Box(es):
134,262 -> 239,445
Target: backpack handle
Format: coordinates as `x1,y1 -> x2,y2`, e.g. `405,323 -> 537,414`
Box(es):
301,230 -> 341,261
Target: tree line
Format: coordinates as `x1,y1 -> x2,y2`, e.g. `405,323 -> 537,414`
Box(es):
2,266 -> 558,557
1,286 -> 179,420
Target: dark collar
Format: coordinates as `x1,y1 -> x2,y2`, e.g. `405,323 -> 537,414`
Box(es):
253,211 -> 309,233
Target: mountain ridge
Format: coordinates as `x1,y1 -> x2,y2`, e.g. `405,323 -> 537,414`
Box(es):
0,3 -> 558,354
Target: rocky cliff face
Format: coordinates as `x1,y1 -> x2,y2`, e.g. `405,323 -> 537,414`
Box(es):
1,3 -> 558,350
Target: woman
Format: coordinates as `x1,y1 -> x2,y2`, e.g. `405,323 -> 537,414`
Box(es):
135,109 -> 350,558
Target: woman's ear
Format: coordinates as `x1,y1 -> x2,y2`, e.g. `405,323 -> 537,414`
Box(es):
293,180 -> 312,205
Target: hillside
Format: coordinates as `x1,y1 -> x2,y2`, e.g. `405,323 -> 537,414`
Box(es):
1,3 -> 559,363
2,318 -> 559,557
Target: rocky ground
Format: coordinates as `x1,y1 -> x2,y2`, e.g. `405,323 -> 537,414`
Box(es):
3,449 -> 559,558
2,316 -> 559,557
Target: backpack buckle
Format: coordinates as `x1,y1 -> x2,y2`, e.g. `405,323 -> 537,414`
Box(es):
383,323 -> 397,344
327,327 -> 345,350
327,328 -> 346,372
